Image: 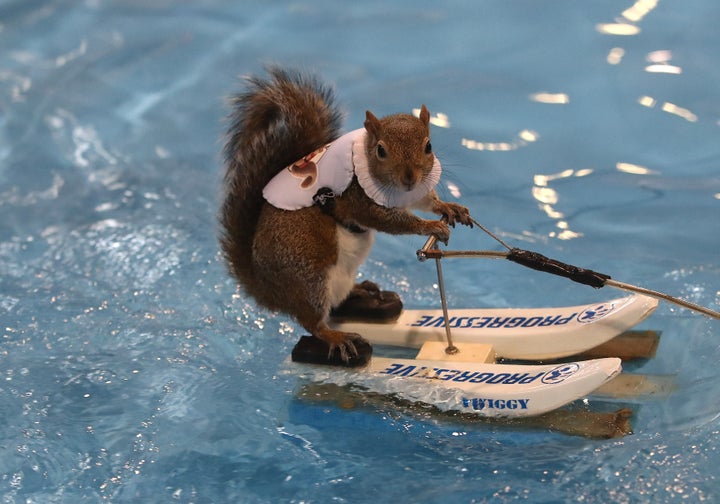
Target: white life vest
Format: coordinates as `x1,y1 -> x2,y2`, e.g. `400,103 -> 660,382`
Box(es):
262,128 -> 441,210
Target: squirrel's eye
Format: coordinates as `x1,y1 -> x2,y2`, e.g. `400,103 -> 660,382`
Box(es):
425,141 -> 432,155
377,144 -> 387,159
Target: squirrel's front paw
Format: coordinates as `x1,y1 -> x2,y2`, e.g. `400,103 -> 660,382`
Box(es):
435,202 -> 473,227
423,220 -> 451,244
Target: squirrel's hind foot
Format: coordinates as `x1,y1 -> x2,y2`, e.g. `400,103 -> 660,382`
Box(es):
322,329 -> 371,365
291,333 -> 372,367
348,280 -> 382,299
330,281 -> 403,322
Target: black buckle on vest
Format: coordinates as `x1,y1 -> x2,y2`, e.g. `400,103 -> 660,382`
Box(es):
312,187 -> 366,234
313,187 -> 336,214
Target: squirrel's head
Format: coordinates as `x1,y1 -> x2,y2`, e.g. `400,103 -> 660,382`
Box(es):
363,104 -> 434,192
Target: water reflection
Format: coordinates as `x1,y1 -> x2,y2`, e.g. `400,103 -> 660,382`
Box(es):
660,102 -> 698,122
645,50 -> 682,75
622,0 -> 658,22
616,162 -> 658,175
54,39 -> 88,67
532,169 -> 593,241
529,161 -> 664,241
529,92 -> 569,105
596,0 -> 658,35
645,64 -> 682,75
461,129 -> 539,152
0,70 -> 32,102
638,96 -> 699,122
446,181 -> 461,199
606,47 -> 625,65
596,23 -> 640,36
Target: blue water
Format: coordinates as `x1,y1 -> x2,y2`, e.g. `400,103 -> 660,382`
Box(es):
1,0 -> 719,502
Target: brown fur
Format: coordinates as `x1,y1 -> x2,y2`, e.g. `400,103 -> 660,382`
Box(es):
220,67 -> 343,290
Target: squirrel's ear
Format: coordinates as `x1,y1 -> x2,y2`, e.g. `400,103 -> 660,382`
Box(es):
364,110 -> 382,138
419,104 -> 430,127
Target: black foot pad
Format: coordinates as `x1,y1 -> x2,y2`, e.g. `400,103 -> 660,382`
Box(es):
330,290 -> 403,322
291,335 -> 372,368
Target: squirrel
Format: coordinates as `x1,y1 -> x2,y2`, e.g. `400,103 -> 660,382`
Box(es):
220,67 -> 472,364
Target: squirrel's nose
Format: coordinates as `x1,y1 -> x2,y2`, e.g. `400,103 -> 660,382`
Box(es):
401,169 -> 417,190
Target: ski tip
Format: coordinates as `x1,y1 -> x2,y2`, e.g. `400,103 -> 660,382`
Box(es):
291,335 -> 372,368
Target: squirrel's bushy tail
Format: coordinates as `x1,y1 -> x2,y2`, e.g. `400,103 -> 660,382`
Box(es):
220,67 -> 343,288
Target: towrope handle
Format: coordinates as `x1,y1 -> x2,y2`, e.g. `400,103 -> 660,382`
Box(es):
506,248 -> 611,288
416,218 -> 720,319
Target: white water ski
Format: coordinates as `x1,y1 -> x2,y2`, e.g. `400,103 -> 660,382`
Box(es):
330,294 -> 657,360
289,346 -> 622,418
